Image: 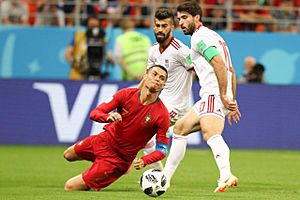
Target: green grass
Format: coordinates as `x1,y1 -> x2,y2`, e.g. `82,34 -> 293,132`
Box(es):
0,146 -> 299,200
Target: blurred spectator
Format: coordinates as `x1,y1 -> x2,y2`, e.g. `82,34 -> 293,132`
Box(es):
107,0 -> 137,27
61,0 -> 76,27
23,0 -> 39,26
233,0 -> 273,31
114,19 -> 151,81
35,0 -> 65,26
60,0 -> 97,26
272,0 -> 297,32
237,56 -> 256,84
106,0 -> 120,27
135,0 -> 152,28
74,0 -> 97,25
0,0 -> 28,25
205,3 -> 227,30
202,0 -> 225,16
65,16 -> 108,80
248,63 -> 265,83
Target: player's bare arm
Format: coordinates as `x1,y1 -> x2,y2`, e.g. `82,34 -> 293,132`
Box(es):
231,67 -> 237,102
227,67 -> 241,125
209,54 -> 236,110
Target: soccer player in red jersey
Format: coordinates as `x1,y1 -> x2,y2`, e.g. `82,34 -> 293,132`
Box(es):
63,65 -> 170,191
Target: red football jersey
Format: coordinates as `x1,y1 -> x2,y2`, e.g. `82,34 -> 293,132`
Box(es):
90,88 -> 170,161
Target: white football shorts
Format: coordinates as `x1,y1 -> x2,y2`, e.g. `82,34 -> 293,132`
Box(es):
164,103 -> 191,126
193,94 -> 228,120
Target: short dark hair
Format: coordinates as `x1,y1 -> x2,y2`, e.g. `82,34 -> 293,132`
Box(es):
85,15 -> 99,26
148,65 -> 168,80
155,7 -> 174,23
177,1 -> 202,21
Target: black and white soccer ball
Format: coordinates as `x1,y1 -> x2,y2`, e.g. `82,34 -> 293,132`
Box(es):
139,169 -> 167,197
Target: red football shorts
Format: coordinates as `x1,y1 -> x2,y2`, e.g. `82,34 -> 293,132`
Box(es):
74,133 -> 132,191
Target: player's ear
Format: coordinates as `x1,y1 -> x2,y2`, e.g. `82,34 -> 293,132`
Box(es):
195,15 -> 201,22
171,24 -> 175,30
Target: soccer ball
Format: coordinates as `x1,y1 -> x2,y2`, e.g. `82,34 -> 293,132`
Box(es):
139,169 -> 167,197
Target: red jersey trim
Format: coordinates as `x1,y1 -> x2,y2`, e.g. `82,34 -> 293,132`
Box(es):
171,39 -> 181,50
172,39 -> 181,48
159,36 -> 174,54
194,24 -> 203,33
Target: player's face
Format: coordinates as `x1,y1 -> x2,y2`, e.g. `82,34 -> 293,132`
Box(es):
87,18 -> 100,29
154,18 -> 174,43
177,11 -> 196,35
145,67 -> 167,93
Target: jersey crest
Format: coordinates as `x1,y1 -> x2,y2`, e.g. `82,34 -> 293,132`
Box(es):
164,59 -> 169,68
144,114 -> 152,124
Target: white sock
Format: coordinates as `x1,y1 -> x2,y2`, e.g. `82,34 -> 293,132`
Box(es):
163,133 -> 188,182
207,135 -> 231,182
143,136 -> 163,170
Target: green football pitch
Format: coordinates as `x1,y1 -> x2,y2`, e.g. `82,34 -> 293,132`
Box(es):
0,146 -> 299,200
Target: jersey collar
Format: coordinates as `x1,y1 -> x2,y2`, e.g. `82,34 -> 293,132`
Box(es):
194,24 -> 202,34
138,90 -> 160,105
159,36 -> 174,54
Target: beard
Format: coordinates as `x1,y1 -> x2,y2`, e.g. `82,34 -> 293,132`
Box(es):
155,31 -> 171,43
182,21 -> 196,35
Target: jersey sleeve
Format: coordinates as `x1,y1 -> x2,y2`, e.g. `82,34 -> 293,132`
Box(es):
155,110 -> 170,145
147,46 -> 155,69
195,35 -> 214,54
89,89 -> 126,122
140,109 -> 170,166
195,35 -> 220,62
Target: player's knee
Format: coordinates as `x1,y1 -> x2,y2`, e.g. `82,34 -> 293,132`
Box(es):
64,180 -> 75,191
173,122 -> 185,136
63,150 -> 74,161
202,132 -> 217,142
202,134 -> 210,142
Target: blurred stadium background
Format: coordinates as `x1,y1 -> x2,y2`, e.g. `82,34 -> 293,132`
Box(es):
0,0 -> 300,199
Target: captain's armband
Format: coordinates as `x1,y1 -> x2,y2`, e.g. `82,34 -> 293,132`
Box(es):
203,46 -> 220,61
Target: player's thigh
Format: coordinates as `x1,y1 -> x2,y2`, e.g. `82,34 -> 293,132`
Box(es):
174,108 -> 201,136
82,159 -> 129,191
74,135 -> 98,162
200,115 -> 224,141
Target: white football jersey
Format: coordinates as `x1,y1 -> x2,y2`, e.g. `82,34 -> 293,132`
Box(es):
147,37 -> 193,116
191,25 -> 233,99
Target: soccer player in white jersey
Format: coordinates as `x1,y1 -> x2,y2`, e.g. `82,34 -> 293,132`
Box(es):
143,7 -> 194,170
162,1 -> 241,193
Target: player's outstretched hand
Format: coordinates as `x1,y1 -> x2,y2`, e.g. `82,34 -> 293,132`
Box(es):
106,112 -> 122,122
221,95 -> 238,111
133,158 -> 145,170
227,109 -> 241,126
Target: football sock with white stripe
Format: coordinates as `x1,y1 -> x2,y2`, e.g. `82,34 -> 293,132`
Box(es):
207,135 -> 232,182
